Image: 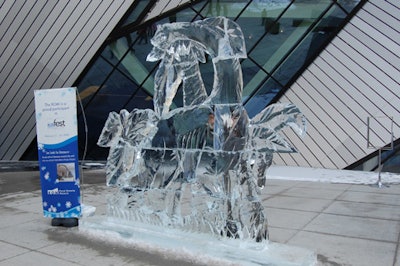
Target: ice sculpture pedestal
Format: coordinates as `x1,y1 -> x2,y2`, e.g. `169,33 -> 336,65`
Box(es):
80,216 -> 317,266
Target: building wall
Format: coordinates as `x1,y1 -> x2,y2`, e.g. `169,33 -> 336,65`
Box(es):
1,0 -> 399,170
144,0 -> 190,21
0,0 -> 134,160
274,0 -> 400,169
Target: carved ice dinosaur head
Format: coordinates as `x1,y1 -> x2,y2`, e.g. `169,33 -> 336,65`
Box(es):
200,16 -> 247,60
147,17 -> 247,63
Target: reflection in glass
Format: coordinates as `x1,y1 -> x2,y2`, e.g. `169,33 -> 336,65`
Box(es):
337,0 -> 361,14
245,77 -> 283,117
67,0 -> 365,162
273,5 -> 347,86
241,58 -> 269,99
120,0 -> 152,27
124,88 -> 154,111
77,57 -> 114,106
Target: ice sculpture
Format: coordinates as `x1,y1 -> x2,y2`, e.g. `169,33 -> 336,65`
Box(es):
98,17 -> 306,242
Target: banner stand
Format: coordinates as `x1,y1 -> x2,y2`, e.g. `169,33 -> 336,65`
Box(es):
34,88 -> 82,226
51,217 -> 79,227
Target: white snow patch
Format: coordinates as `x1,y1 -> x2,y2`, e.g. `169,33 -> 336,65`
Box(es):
79,217 -> 317,266
267,165 -> 400,185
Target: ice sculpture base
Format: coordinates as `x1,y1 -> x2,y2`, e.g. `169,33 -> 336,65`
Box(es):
80,216 -> 316,266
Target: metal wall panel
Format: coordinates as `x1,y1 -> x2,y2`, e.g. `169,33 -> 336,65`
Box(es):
145,0 -> 188,21
275,0 -> 400,169
0,0 -> 134,160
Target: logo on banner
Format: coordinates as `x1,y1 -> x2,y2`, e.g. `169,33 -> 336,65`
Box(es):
48,119 -> 66,128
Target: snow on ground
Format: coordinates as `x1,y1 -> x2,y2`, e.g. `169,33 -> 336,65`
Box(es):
267,165 -> 400,185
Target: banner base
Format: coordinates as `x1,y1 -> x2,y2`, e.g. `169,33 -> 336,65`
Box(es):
51,218 -> 79,227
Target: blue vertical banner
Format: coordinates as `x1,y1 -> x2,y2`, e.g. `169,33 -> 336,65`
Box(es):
34,88 -> 81,218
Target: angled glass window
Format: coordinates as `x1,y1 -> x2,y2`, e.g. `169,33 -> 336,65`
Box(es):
241,58 -> 270,100
272,4 -> 348,86
120,0 -> 153,27
337,0 -> 362,13
236,0 -> 290,49
116,42 -> 155,96
124,88 -> 154,110
200,0 -> 240,18
77,56 -> 114,106
66,0 -> 366,160
244,77 -> 283,118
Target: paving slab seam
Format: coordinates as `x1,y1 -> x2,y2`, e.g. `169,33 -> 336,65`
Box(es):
321,209 -> 400,222
0,219 -> 43,230
300,229 -> 399,244
262,205 -> 322,214
268,226 -> 302,244
0,239 -> 33,259
283,185 -> 349,244
265,193 -> 339,201
36,248 -> 86,265
393,226 -> 400,266
0,240 -> 64,263
271,210 -> 321,244
264,185 -> 297,198
335,199 -> 400,207
346,188 -> 400,197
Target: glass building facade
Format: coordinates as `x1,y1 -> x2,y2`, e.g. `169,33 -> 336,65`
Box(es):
23,0 -> 399,173
73,0 -> 362,159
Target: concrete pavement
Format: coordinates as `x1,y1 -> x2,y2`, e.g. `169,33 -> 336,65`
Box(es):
0,167 -> 399,265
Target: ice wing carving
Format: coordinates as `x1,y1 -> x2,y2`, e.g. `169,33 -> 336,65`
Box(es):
97,109 -> 158,186
248,103 -> 307,152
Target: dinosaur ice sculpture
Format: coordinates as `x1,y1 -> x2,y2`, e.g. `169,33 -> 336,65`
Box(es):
98,17 -> 306,242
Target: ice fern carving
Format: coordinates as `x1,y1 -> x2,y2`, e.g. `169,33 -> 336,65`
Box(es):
98,17 -> 306,242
